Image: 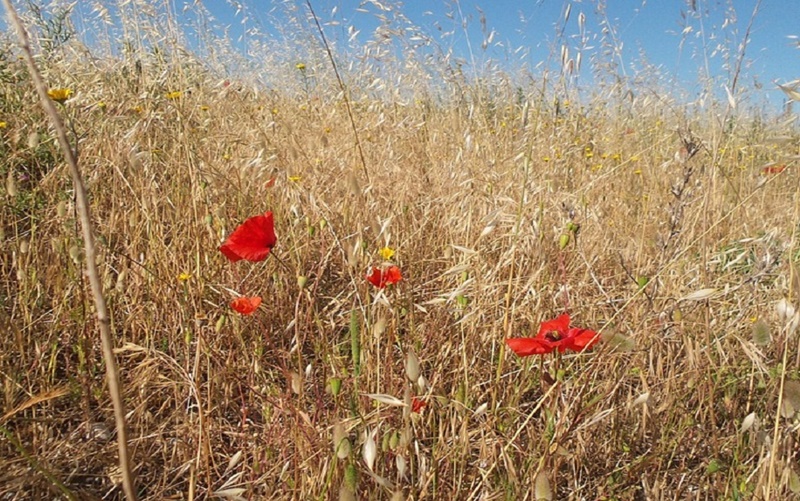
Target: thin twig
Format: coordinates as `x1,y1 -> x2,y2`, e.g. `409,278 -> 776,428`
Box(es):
2,3 -> 138,500
304,0 -> 370,184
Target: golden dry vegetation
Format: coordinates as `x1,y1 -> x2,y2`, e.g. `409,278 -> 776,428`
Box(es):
1,1 -> 800,500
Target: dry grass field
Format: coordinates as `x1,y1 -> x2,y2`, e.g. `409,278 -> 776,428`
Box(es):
1,1 -> 800,499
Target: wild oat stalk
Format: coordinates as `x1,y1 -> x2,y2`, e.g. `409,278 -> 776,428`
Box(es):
1,2 -> 138,500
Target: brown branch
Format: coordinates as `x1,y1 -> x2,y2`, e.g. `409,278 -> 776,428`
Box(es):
1,2 -> 138,500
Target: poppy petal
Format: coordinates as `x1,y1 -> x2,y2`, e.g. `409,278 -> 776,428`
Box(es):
366,265 -> 403,288
537,313 -> 571,339
230,296 -> 262,315
219,211 -> 277,263
505,337 -> 555,357
564,328 -> 599,351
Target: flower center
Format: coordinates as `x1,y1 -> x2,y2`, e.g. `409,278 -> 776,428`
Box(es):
545,330 -> 561,342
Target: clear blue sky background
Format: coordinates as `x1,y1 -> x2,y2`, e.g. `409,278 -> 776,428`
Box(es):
4,1 -> 799,109
197,0 -> 798,109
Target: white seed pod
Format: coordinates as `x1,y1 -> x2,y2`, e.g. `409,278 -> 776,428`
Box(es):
405,351 -> 420,383
632,392 -> 650,407
115,270 -> 127,293
6,170 -> 18,198
69,245 -> 81,264
534,471 -> 553,500
290,372 -> 302,394
473,402 -> 488,418
362,428 -> 377,471
776,298 -> 796,324
395,455 -> 406,479
373,318 -> 386,337
740,412 -> 757,433
333,423 -> 351,459
417,375 -> 427,392
27,131 -> 39,149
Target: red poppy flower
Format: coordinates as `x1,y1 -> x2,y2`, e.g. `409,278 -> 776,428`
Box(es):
219,211 -> 277,262
505,336 -> 555,356
560,327 -> 600,352
762,165 -> 786,175
366,265 -> 402,288
264,177 -> 277,188
411,397 -> 427,413
506,313 -> 599,357
230,296 -> 262,315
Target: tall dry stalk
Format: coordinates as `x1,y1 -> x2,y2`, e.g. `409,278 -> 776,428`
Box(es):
1,2 -> 138,500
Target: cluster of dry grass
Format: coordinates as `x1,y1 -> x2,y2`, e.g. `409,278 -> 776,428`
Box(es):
1,2 -> 800,500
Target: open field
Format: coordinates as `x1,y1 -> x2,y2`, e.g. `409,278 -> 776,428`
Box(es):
1,2 -> 800,500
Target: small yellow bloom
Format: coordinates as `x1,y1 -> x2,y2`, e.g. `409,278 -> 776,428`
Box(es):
165,91 -> 182,100
601,153 -> 609,159
379,247 -> 395,260
584,151 -> 594,159
288,175 -> 302,182
97,101 -> 107,110
542,156 -> 551,162
611,153 -> 621,161
200,105 -> 210,111
0,121 -> 7,129
634,169 -> 642,175
223,154 -> 231,161
296,62 -> 306,71
132,105 -> 143,113
178,272 -> 192,282
630,155 -> 640,162
324,127 -> 331,134
271,108 -> 278,115
47,88 -> 73,103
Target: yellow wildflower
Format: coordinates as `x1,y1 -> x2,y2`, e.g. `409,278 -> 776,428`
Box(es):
47,88 -> 72,104
165,91 -> 182,100
178,272 -> 192,282
611,153 -> 621,161
296,62 -> 306,71
379,247 -> 395,260
542,156 -> 551,162
630,155 -> 640,162
288,175 -> 302,182
0,121 -> 7,129
97,101 -> 107,110
132,105 -> 143,113
200,105 -> 210,111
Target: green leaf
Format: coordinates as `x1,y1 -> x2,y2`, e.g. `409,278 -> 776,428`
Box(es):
350,310 -> 361,376
751,319 -> 771,346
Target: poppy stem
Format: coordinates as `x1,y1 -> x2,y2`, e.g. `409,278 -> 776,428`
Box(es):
271,252 -> 293,273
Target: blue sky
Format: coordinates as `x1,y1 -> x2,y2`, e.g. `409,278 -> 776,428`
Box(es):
4,1 -> 798,109
195,0 -> 798,109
